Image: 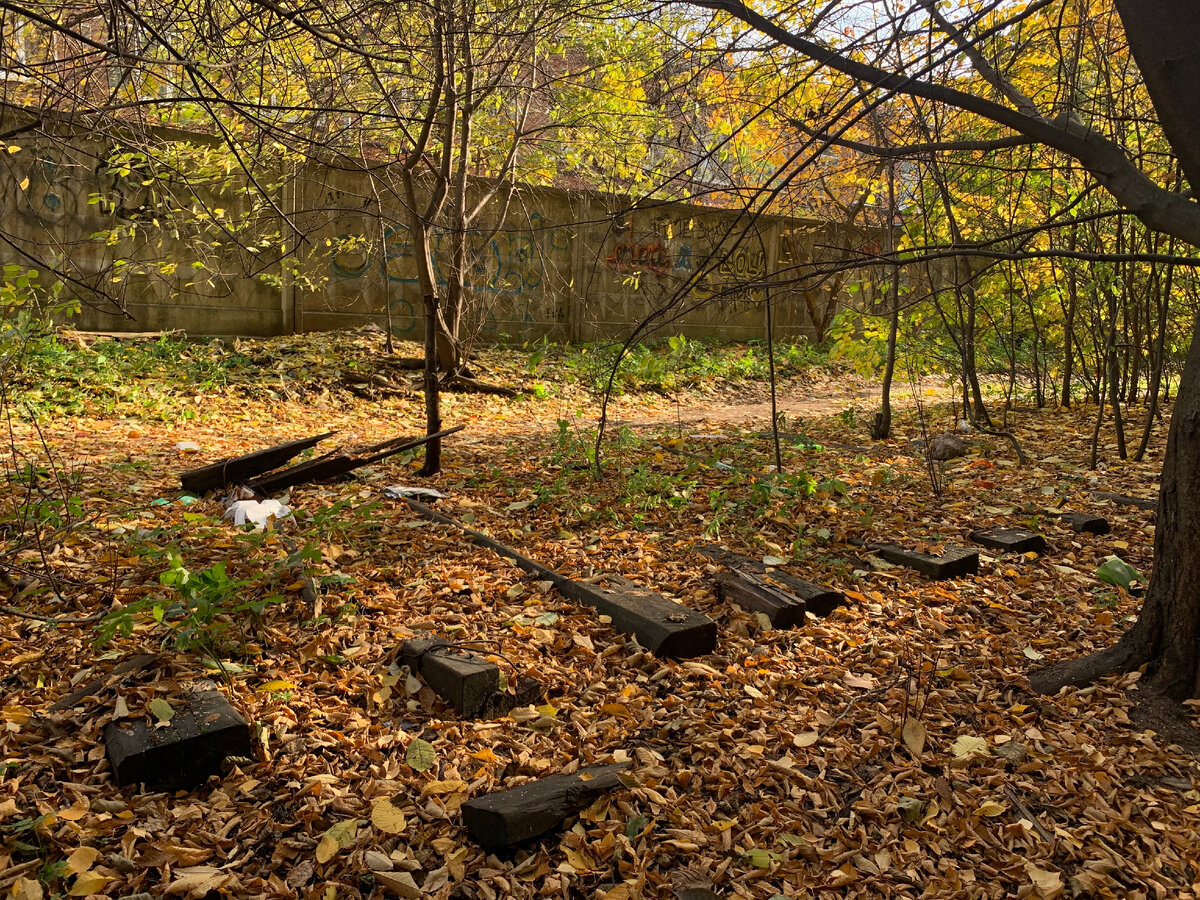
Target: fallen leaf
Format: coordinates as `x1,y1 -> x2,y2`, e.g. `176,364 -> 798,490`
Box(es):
371,797 -> 407,834
405,738 -> 436,772
951,735 -> 990,759
1026,863 -> 1065,899
148,697 -> 175,724
901,718 -> 926,756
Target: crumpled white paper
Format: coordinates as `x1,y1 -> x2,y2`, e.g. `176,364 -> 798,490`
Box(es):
383,485 -> 447,501
223,499 -> 291,530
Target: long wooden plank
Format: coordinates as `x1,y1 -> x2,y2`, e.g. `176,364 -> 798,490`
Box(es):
249,426 -> 464,494
696,545 -> 844,617
405,500 -> 717,658
1093,490 -> 1158,511
180,433 -> 334,493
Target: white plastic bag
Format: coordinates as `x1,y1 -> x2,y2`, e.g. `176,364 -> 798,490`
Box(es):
223,499 -> 291,531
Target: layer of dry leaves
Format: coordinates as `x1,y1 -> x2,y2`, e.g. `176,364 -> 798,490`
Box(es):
1,329 -> 1197,900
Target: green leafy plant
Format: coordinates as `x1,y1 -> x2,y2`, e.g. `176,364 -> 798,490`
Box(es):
98,550 -> 283,653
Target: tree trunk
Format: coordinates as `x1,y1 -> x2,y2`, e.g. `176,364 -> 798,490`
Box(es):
1059,228 -> 1079,407
1033,315 -> 1200,700
872,169 -> 900,441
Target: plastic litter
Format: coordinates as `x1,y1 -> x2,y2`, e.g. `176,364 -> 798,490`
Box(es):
383,485 -> 448,501
224,499 -> 292,530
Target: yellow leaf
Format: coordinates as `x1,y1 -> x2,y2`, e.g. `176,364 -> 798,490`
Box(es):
164,866 -> 230,896
58,802 -> 90,822
315,818 -> 359,864
315,833 -> 340,865
563,847 -> 594,872
470,747 -> 499,764
64,846 -> 101,876
148,698 -> 175,723
976,800 -> 1008,816
421,779 -> 467,797
370,797 -> 407,834
599,703 -> 630,718
69,872 -> 108,896
258,680 -> 296,692
18,176 -> 29,191
951,735 -> 990,759
10,877 -> 42,900
6,145 -> 20,154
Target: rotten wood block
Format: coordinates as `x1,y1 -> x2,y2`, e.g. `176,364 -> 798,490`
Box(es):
696,545 -> 843,617
180,433 -> 334,493
103,690 -> 253,792
1049,511 -> 1111,535
554,575 -> 717,659
462,763 -> 629,848
869,544 -> 979,579
400,638 -> 501,718
1093,490 -> 1158,511
716,568 -> 806,628
968,527 -> 1048,555
404,499 -> 717,659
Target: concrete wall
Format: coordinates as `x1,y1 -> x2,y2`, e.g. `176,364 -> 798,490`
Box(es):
0,112 -> 881,344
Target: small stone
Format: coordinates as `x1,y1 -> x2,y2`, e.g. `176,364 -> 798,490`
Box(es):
930,433 -> 969,460
365,850 -> 394,872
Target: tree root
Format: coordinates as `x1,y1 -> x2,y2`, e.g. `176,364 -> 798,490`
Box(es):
1027,638 -> 1148,694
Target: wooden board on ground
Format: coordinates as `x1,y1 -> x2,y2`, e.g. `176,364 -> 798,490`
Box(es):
461,763 -> 629,848
715,568 -> 806,628
1092,490 -> 1158,511
405,500 -> 717,658
400,639 -> 501,718
869,544 -> 979,579
180,433 -> 334,494
696,545 -> 844,617
554,574 -> 718,658
968,527 -> 1048,555
1048,511 -> 1111,534
104,689 -> 253,792
248,425 -> 464,494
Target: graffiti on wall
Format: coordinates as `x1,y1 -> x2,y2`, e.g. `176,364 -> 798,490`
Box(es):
0,151 -> 156,229
326,211 -> 573,334
602,211 -> 770,303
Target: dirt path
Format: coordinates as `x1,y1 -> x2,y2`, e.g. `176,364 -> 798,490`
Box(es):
606,373 -> 959,431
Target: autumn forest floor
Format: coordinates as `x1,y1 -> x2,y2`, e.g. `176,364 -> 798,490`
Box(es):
0,327 -> 1197,900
